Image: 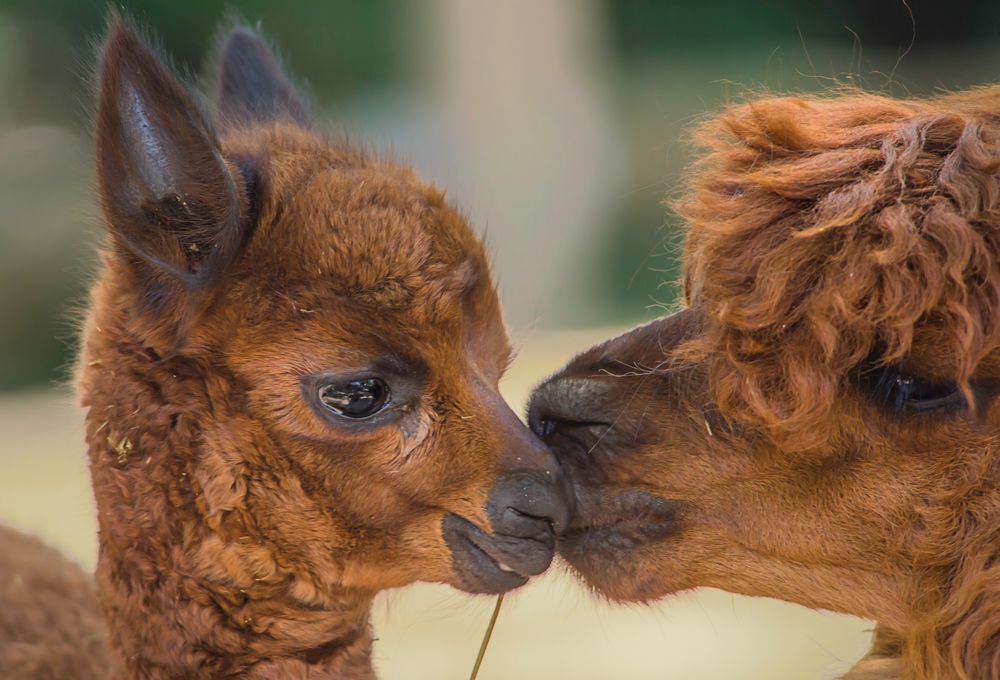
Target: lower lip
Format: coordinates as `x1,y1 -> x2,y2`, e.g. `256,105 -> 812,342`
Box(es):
443,514 -> 530,592
460,533 -> 529,585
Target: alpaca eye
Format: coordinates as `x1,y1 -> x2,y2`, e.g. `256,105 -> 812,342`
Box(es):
867,366 -> 962,413
318,378 -> 391,419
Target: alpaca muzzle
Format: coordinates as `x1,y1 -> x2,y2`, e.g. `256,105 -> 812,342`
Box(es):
443,455 -> 575,594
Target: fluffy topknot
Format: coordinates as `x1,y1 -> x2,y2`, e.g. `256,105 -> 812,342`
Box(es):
677,87 -> 1000,450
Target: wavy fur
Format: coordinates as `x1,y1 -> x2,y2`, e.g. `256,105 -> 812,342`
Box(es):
679,87 -> 1000,451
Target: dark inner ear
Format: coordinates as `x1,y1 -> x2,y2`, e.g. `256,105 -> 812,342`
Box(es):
95,18 -> 249,309
213,25 -> 311,128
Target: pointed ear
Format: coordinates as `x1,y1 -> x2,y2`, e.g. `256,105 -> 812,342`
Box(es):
95,19 -> 249,317
213,25 -> 310,127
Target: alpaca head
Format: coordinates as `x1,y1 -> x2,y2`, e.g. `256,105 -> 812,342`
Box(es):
83,18 -> 571,611
530,90 -> 1000,674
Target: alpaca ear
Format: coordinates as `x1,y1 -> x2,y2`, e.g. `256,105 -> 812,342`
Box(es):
213,25 -> 310,127
95,19 -> 247,310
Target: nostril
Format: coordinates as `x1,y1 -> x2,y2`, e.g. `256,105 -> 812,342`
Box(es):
533,414 -> 613,443
526,401 -> 549,439
528,377 -> 613,440
487,474 -> 573,538
536,418 -> 557,440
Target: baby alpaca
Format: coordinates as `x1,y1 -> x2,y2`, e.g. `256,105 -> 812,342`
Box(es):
50,17 -> 569,680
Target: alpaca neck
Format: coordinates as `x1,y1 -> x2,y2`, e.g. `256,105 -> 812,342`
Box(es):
86,401 -> 379,679
79,301 -> 378,679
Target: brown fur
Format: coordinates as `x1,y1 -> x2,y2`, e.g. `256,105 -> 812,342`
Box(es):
530,87 -> 1000,679
0,527 -> 109,679
681,87 -> 1000,452
0,17 -> 568,680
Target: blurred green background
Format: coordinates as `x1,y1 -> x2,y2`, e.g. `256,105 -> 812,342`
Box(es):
1,0 -> 1000,389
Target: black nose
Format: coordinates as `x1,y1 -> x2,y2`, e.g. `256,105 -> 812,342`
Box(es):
527,377 -> 612,440
487,473 -> 571,538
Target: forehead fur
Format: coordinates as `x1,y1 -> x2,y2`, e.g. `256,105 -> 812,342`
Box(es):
224,125 -> 489,320
677,86 -> 1000,449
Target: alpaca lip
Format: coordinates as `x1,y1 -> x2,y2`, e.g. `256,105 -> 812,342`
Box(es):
559,490 -> 679,549
442,514 -> 554,594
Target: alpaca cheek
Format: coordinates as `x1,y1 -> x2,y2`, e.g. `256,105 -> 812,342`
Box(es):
193,444 -> 249,521
193,534 -> 281,589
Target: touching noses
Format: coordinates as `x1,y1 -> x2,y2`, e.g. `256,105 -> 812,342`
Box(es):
441,393 -> 577,593
489,409 -> 575,541
488,473 -> 570,544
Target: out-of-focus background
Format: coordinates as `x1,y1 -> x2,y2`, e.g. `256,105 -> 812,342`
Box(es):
2,1 -> 1000,678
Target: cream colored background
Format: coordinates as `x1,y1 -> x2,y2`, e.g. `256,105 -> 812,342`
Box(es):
0,329 -> 874,680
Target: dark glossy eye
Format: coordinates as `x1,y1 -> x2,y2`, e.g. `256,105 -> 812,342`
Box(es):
866,366 -> 963,413
318,378 -> 391,419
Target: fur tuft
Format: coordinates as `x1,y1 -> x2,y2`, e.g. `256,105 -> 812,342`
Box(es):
678,87 -> 1000,450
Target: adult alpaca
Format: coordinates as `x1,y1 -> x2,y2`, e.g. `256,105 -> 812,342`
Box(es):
0,18 -> 571,680
530,87 -> 1000,679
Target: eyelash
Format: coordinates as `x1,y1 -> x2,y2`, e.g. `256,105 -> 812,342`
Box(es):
864,365 -> 966,413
